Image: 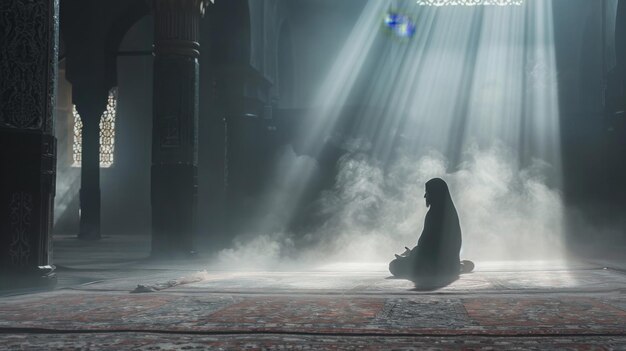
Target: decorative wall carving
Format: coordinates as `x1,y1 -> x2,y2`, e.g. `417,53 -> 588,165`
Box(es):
0,0 -> 57,283
8,192 -> 33,266
47,0 -> 59,134
152,0 -> 208,58
152,0 -> 203,163
160,115 -> 182,148
0,0 -> 57,133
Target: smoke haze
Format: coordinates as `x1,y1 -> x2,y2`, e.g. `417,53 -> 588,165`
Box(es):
212,141 -> 565,271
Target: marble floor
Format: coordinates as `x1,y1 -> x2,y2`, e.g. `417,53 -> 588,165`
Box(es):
1,235 -> 626,350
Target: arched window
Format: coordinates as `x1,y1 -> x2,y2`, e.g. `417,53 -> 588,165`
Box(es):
72,88 -> 118,168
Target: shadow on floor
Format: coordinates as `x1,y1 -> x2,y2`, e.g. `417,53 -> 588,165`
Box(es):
386,274 -> 461,291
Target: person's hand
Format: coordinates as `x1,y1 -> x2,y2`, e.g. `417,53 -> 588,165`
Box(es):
396,247 -> 411,259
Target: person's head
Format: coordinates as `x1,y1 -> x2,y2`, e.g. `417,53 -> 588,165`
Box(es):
424,178 -> 450,208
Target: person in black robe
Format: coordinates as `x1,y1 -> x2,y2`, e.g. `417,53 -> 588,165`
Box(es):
389,178 -> 473,283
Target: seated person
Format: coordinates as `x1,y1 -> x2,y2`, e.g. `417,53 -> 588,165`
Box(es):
389,178 -> 473,282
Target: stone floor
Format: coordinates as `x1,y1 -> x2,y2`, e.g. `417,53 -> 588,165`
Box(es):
1,235 -> 626,350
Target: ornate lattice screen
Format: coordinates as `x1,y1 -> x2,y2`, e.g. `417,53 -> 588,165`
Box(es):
417,0 -> 523,5
72,88 -> 117,168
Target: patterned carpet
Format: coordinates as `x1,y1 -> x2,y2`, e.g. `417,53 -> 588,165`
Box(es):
2,267 -> 626,349
1,292 -> 626,334
2,333 -> 626,350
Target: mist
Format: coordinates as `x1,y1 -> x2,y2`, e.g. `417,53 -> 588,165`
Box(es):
211,139 -> 565,271
205,1 -> 574,271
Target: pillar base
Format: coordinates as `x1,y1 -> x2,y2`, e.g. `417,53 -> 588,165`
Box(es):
0,266 -> 57,291
77,232 -> 101,241
0,130 -> 56,290
149,249 -> 198,260
151,164 -> 197,257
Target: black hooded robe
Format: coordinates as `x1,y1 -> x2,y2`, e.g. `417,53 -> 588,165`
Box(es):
389,178 -> 462,280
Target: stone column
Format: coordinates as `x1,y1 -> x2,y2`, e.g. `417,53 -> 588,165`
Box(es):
614,0 -> 626,239
0,0 -> 58,288
151,0 -> 207,256
617,0 -> 626,84
74,93 -> 108,241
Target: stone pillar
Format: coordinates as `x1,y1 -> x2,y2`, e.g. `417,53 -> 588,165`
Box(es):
617,0 -> 626,84
75,93 -> 108,240
614,0 -> 626,239
151,0 -> 207,256
0,0 -> 58,288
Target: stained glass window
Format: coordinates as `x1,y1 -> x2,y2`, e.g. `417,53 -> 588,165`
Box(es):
72,88 -> 117,168
416,0 -> 523,6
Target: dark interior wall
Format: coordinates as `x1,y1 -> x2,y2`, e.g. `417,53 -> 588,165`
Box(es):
276,22 -> 295,108
54,1 -> 290,238
53,1 -> 625,242
54,17 -> 154,235
554,0 -> 602,206
100,17 -> 153,235
285,0 -> 366,108
281,0 -> 626,243
53,62 -> 80,234
553,0 -> 625,241
608,0 -> 626,239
